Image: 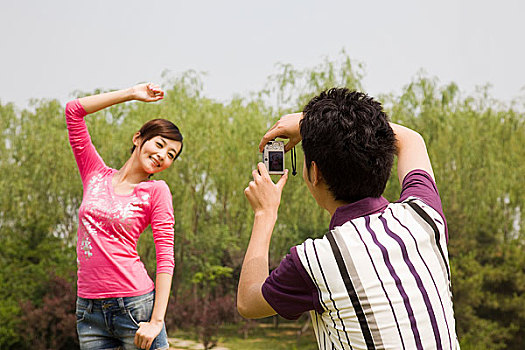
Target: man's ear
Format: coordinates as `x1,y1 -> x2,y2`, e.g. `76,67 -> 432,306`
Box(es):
310,161 -> 323,186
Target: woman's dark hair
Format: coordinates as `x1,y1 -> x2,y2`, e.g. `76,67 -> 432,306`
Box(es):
131,119 -> 183,160
300,88 -> 396,203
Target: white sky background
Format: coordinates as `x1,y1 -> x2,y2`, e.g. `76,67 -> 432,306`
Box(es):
1,0 -> 524,109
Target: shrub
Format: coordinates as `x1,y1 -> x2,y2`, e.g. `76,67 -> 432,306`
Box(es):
167,291 -> 236,349
18,275 -> 78,350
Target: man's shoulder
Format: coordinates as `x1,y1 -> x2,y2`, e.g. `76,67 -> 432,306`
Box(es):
294,234 -> 332,256
293,231 -> 350,273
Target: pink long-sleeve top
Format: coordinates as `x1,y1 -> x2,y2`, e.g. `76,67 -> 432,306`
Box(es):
66,99 -> 175,299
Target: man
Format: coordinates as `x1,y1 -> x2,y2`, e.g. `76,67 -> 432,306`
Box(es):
237,88 -> 459,349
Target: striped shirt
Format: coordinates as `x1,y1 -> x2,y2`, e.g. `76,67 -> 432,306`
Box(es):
262,170 -> 459,350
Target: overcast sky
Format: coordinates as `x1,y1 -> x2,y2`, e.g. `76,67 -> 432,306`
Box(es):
1,0 -> 524,109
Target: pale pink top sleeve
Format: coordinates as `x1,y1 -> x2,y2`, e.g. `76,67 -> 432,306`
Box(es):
65,99 -> 107,184
150,181 -> 175,274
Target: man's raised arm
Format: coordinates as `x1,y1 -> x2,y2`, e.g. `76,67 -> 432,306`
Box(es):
237,163 -> 288,319
390,123 -> 435,184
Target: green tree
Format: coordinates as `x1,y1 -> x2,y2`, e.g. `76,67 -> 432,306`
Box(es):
0,53 -> 523,349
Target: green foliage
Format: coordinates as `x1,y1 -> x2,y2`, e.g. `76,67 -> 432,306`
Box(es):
0,299 -> 22,349
383,74 -> 525,348
0,100 -> 79,348
192,264 -> 233,287
0,53 -> 523,348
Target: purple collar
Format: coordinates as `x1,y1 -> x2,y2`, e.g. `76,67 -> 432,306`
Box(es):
329,196 -> 389,230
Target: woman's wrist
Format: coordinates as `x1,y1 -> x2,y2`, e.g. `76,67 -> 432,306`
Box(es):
126,86 -> 138,101
149,317 -> 164,325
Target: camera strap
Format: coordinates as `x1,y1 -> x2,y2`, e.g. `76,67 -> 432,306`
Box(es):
291,147 -> 297,176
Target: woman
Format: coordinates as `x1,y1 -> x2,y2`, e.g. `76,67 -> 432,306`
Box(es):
66,83 -> 182,350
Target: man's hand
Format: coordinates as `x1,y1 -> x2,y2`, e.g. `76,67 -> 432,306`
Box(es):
244,163 -> 288,215
134,320 -> 163,350
259,113 -> 303,153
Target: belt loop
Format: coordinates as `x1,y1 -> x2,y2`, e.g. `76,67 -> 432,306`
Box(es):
117,297 -> 125,311
87,300 -> 93,314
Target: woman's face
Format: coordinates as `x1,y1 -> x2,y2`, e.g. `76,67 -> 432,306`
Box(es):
136,135 -> 182,174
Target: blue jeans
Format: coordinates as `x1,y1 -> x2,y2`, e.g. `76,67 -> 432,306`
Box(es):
76,291 -> 169,350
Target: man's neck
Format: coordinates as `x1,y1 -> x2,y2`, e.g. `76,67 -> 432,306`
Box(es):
326,200 -> 350,217
309,178 -> 350,217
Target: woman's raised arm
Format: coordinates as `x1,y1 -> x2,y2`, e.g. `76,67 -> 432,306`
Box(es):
79,83 -> 164,114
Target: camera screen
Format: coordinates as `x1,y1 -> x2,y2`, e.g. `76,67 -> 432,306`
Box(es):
268,151 -> 284,172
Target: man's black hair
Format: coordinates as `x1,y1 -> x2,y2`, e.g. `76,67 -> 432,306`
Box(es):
300,88 -> 396,203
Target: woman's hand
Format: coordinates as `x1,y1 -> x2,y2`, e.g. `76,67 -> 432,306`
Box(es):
259,112 -> 303,153
134,320 -> 163,350
131,83 -> 165,102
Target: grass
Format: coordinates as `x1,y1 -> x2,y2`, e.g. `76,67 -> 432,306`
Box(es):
169,319 -> 319,350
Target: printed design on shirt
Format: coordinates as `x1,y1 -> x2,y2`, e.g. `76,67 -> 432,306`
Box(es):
80,235 -> 93,259
88,173 -> 105,196
77,173 -> 152,259
77,217 -> 97,260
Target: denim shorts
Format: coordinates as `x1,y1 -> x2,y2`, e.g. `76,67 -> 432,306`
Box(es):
76,290 -> 169,350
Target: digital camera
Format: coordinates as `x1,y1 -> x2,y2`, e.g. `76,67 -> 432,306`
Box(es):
263,140 -> 285,175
